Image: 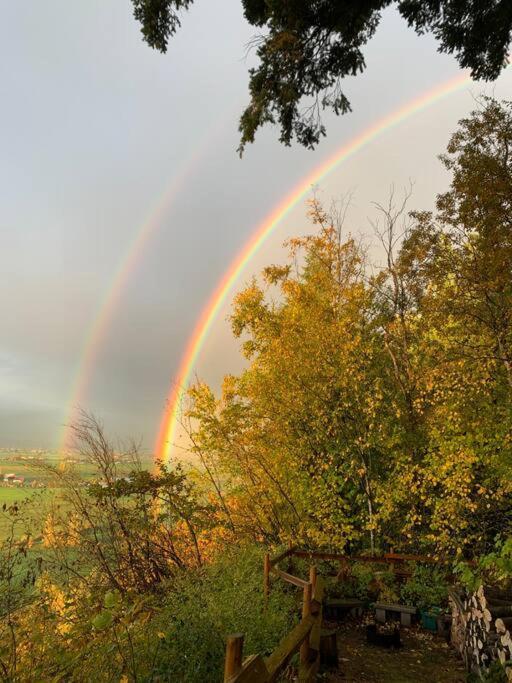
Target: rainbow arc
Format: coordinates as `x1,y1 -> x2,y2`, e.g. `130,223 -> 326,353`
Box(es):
155,71 -> 473,462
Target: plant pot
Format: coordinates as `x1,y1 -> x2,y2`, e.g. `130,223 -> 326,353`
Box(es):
420,607 -> 442,632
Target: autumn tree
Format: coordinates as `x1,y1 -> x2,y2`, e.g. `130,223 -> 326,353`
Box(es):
377,98 -> 512,556
186,199 -> 399,552
185,98 -> 512,558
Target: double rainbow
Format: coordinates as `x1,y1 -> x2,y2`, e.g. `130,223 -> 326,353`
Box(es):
155,71 -> 473,462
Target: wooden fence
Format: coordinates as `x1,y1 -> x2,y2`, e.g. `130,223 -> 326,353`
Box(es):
224,545 -> 459,682
224,548 -> 323,682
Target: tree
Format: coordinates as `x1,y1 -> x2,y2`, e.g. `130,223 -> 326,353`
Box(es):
378,98 -> 512,556
38,411 -> 212,595
184,98 -> 512,557
185,199 -> 397,552
131,0 -> 512,151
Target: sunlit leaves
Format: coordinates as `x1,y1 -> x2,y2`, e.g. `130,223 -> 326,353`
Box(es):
185,101 -> 512,558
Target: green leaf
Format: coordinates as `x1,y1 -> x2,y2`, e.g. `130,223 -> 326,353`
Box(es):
104,590 -> 121,609
92,610 -> 113,630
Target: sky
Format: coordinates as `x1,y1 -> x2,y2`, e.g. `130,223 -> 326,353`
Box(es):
1,1 -> 511,452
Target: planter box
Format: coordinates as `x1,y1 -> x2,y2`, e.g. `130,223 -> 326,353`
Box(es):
374,602 -> 416,627
420,610 -> 437,631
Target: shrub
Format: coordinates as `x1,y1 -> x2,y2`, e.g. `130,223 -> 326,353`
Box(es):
455,536 -> 512,592
400,565 -> 448,610
148,544 -> 297,682
324,562 -> 398,603
467,661 -> 509,682
7,544 -> 296,682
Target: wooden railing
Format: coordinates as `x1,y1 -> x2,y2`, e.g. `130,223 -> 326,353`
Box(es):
224,545 -> 458,682
224,548 -> 323,682
284,547 -> 473,580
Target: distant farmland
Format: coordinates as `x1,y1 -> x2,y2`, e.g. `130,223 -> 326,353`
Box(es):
0,449 -> 154,541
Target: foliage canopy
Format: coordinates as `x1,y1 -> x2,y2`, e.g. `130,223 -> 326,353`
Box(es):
131,0 -> 512,150
184,97 -> 512,559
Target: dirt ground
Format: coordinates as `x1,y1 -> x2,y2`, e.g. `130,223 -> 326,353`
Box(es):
325,619 -> 467,682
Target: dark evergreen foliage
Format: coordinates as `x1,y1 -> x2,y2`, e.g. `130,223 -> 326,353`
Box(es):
131,0 -> 512,151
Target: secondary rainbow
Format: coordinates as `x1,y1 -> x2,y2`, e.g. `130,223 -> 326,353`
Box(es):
60,110 -> 232,453
155,70 -> 475,462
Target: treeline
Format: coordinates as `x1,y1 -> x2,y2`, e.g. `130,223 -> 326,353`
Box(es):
1,97 -> 511,681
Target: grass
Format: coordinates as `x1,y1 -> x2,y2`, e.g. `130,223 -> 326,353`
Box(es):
0,487 -> 38,505
0,450 -> 155,483
0,488 -> 53,543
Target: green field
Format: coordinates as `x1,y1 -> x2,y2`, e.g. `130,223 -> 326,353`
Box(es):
0,450 -> 155,484
0,450 -> 66,528
0,486 -> 39,506
0,488 -> 53,542
0,450 -> 99,482
0,449 -> 154,541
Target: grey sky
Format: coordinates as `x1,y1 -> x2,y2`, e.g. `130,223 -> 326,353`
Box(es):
1,1 -> 510,450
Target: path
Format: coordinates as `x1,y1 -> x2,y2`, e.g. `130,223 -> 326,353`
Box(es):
326,620 -> 467,682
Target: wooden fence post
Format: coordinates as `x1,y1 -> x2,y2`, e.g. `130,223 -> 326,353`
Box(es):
287,540 -> 294,573
299,582 -> 313,667
224,634 -> 244,682
264,553 -> 270,606
309,565 -> 317,594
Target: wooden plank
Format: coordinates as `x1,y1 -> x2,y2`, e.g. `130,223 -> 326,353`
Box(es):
265,615 -> 315,681
310,612 -> 322,652
324,598 -> 364,608
310,578 -> 324,653
298,652 -> 320,682
264,553 -> 270,605
300,583 -> 313,667
229,654 -> 270,683
384,552 -> 447,564
374,602 -> 416,614
311,577 -> 324,616
313,577 -> 324,603
270,566 -> 309,588
291,549 -> 464,566
309,565 -> 317,593
269,546 -> 296,567
292,551 -> 389,564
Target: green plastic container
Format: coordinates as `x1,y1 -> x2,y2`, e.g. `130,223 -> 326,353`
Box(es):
420,607 -> 441,631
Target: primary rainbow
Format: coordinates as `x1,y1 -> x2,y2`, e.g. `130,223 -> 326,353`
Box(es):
155,70 -> 473,462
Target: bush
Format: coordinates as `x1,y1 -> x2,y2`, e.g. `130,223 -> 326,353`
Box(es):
455,537 -> 512,592
8,544 -> 297,682
400,565 -> 448,610
324,562 -> 398,603
467,661 -> 509,682
149,545 -> 297,682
